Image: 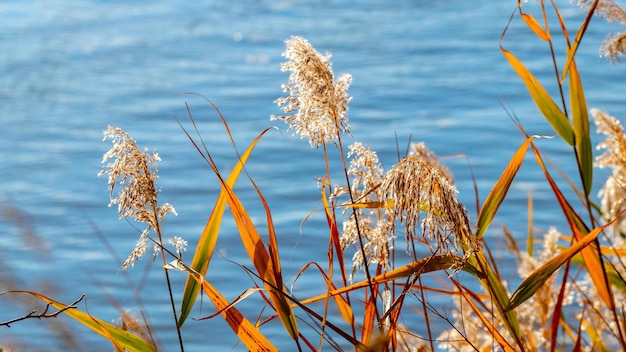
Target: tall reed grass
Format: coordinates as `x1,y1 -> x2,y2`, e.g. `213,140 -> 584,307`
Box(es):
2,0 -> 626,350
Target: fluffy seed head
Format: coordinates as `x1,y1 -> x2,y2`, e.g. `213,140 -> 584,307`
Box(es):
380,155 -> 473,255
99,126 -> 177,269
271,36 -> 351,148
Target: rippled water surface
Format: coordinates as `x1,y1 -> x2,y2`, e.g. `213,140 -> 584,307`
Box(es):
1,1 -> 624,350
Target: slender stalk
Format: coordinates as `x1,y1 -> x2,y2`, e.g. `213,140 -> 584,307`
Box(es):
152,209 -> 185,352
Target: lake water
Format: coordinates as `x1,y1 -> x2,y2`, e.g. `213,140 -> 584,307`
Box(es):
1,1 -> 624,350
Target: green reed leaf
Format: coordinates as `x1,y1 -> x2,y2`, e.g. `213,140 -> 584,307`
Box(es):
507,219 -> 614,311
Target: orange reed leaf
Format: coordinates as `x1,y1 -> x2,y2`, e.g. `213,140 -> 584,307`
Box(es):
476,136 -> 535,239
507,215 -> 619,311
179,128 -> 271,326
560,0 -> 599,83
9,291 -> 156,352
298,255 -> 468,306
220,180 -> 299,340
500,47 -> 573,145
531,143 -> 615,309
522,13 -> 550,41
181,266 -> 278,352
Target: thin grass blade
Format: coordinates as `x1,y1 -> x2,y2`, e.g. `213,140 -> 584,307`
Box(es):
183,267 -> 278,352
220,180 -> 299,340
560,0 -> 599,83
457,286 -> 516,352
476,136 -> 535,239
298,255 -> 471,305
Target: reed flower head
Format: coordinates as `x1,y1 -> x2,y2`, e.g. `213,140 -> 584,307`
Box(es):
271,36 -> 352,148
600,31 -> 626,62
578,0 -> 626,61
338,142 -> 392,279
592,109 -> 626,235
380,155 -> 473,256
99,126 -> 177,269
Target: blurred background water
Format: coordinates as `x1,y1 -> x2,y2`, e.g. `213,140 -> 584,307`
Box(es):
0,0 -> 624,350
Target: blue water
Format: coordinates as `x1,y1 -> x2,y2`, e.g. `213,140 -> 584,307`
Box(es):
1,1 -> 624,350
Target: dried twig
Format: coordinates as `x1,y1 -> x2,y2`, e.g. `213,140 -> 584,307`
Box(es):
0,294 -> 84,328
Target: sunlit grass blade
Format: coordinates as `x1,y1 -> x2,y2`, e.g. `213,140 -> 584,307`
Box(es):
507,216 -> 618,311
500,47 -> 573,145
321,177 -> 349,287
470,250 -> 521,341
528,144 -> 616,309
476,136 -> 535,239
361,294 -> 377,345
220,179 -> 299,340
11,291 -> 157,352
522,13 -> 550,41
176,262 -> 278,352
560,0 -> 599,83
569,59 -> 593,196
178,127 -> 272,327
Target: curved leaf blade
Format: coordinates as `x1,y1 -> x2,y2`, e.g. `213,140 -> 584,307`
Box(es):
501,48 -> 573,145
179,129 -> 270,326
508,217 -> 617,311
476,136 -> 535,239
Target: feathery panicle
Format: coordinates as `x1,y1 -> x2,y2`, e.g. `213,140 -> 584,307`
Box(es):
271,36 -> 352,148
99,126 -> 177,269
600,31 -> 626,62
380,155 -> 472,256
338,142 -> 392,278
578,0 -> 626,61
592,109 -> 626,235
409,142 -> 454,184
594,0 -> 626,23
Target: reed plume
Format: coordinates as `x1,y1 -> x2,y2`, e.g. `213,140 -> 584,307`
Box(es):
271,36 -> 352,147
592,109 -> 626,236
380,154 -> 472,257
99,126 -> 177,269
337,142 -> 391,278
